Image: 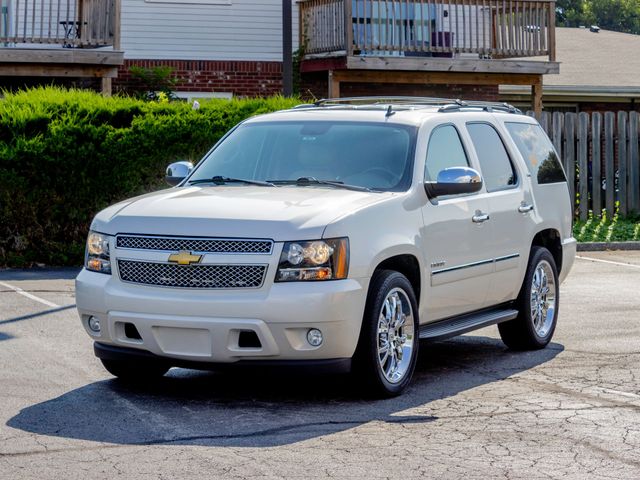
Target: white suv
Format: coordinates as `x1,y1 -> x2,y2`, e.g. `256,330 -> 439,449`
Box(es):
76,97 -> 576,396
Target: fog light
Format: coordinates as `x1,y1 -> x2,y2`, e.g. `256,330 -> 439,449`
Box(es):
88,316 -> 101,333
307,328 -> 323,347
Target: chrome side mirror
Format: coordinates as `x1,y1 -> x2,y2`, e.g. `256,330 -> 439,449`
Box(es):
165,161 -> 194,186
424,166 -> 483,198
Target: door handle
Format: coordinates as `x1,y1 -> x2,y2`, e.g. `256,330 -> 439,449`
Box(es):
472,211 -> 490,223
518,202 -> 534,213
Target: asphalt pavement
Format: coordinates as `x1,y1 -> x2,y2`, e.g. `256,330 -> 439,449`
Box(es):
0,252 -> 639,479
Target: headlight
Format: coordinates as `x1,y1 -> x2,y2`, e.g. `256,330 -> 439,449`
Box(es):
276,238 -> 349,282
85,231 -> 112,274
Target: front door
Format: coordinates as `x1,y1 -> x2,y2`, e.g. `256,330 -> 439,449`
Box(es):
420,123 -> 494,321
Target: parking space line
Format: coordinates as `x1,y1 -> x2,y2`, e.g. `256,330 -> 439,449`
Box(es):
0,281 -> 59,308
0,304 -> 76,326
575,255 -> 640,270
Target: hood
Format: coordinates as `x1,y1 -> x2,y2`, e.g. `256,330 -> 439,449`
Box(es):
92,185 -> 394,240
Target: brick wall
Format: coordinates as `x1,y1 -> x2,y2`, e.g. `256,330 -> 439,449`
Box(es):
115,59 -> 283,97
116,61 -> 500,101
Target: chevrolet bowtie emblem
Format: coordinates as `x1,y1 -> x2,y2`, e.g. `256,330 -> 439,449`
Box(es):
168,250 -> 202,265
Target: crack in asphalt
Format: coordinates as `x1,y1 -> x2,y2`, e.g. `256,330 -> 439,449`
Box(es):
510,377 -> 640,411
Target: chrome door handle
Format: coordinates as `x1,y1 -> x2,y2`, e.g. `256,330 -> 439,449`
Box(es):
472,211 -> 490,223
518,203 -> 534,213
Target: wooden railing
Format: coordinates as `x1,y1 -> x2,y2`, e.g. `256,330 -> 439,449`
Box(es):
300,0 -> 556,61
0,0 -> 120,48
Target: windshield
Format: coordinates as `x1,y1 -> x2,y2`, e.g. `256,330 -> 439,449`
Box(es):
188,121 -> 417,192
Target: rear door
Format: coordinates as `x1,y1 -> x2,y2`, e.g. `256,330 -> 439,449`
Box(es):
420,122 -> 494,321
464,121 -> 536,306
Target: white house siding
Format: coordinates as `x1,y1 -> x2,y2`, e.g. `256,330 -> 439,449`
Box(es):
121,0 -> 299,61
436,4 -> 492,52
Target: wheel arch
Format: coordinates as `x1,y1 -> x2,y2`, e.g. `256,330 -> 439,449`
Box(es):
372,254 -> 422,307
531,228 -> 563,274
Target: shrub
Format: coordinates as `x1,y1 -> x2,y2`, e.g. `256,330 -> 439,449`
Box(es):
0,87 -> 300,266
574,208 -> 640,242
128,65 -> 178,101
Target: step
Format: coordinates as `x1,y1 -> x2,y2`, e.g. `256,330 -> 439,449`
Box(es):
419,308 -> 519,342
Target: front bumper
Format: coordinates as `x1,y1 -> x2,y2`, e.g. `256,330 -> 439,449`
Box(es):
76,268 -> 368,364
94,342 -> 352,374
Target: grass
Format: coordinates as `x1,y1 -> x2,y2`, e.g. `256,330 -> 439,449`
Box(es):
574,209 -> 640,242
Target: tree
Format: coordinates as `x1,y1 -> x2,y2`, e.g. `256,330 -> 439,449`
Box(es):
556,0 -> 589,27
556,0 -> 640,34
584,0 -> 640,34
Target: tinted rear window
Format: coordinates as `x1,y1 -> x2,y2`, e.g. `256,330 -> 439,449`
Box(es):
505,122 -> 566,184
466,123 -> 517,192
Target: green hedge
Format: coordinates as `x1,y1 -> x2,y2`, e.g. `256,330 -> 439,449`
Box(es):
0,87 -> 300,267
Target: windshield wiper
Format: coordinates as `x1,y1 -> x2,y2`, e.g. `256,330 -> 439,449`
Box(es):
189,176 -> 276,187
268,177 -> 374,192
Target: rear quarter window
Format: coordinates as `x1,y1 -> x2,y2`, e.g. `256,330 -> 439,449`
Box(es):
505,122 -> 566,184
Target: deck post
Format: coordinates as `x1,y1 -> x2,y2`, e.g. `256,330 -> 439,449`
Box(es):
344,0 -> 353,55
548,2 -> 556,62
114,0 -> 122,50
532,78 -> 543,117
328,70 -> 340,98
101,77 -> 112,96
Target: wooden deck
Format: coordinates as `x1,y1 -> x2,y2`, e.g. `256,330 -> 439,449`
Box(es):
299,0 -> 558,112
0,0 -> 122,93
300,0 -> 556,61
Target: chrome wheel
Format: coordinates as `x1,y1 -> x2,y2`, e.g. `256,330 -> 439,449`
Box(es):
377,288 -> 415,384
530,260 -> 556,337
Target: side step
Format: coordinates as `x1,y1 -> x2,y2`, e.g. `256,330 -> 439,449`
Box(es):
419,308 -> 519,342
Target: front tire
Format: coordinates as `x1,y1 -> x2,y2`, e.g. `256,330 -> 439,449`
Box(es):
499,246 -> 559,350
101,358 -> 170,382
353,270 -> 419,397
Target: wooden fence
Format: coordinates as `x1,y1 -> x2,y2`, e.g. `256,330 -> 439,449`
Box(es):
528,110 -> 640,219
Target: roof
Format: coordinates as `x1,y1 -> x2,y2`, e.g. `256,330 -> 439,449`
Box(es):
509,27 -> 640,92
246,98 -> 534,126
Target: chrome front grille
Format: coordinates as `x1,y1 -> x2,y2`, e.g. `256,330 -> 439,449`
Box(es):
116,235 -> 273,254
118,260 -> 267,289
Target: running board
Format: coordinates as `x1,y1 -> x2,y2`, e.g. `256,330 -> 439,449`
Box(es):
419,308 -> 519,342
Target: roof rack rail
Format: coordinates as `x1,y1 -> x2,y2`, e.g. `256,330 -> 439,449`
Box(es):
312,96 -> 465,107
308,96 -> 521,114
437,101 -> 521,114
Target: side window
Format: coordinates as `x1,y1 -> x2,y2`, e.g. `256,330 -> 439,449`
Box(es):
425,125 -> 469,182
505,122 -> 566,184
466,123 -> 517,192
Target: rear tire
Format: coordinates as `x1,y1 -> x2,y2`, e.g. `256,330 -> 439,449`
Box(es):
101,358 -> 170,382
353,270 -> 419,397
499,246 -> 559,350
